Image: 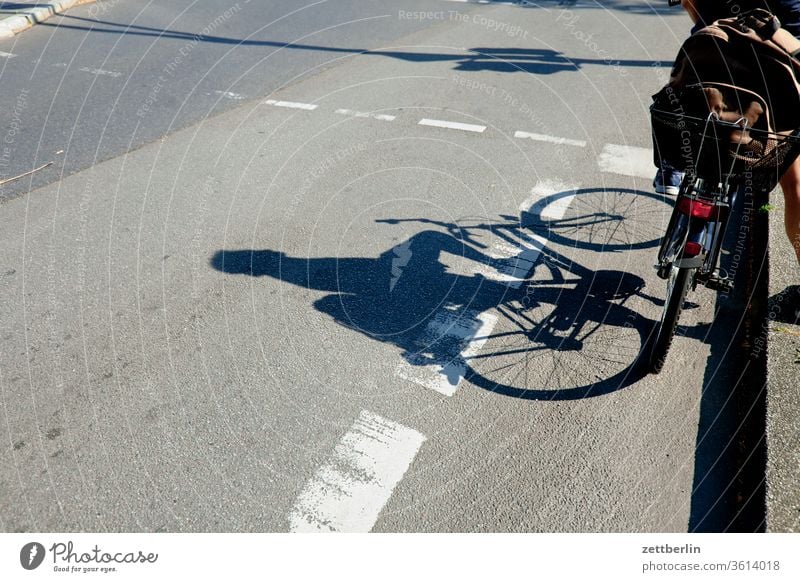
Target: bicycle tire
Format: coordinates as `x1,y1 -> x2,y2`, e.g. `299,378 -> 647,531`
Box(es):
649,266 -> 693,374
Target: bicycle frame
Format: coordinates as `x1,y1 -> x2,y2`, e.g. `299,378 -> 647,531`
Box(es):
656,176 -> 737,292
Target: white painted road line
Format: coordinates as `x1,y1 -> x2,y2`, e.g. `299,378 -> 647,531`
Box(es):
481,233 -> 548,288
444,0 -> 533,5
212,90 -> 245,100
395,310 -> 498,396
289,411 -> 425,533
0,51 -> 16,59
520,180 -> 580,221
78,67 -> 122,78
263,99 -> 318,111
514,131 -> 586,148
473,257 -> 535,287
597,143 -> 655,179
418,118 -> 486,133
441,230 -> 545,289
520,180 -> 578,223
335,108 -> 396,121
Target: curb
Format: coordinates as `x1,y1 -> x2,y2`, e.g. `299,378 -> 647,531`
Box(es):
765,195 -> 800,532
0,0 -> 94,39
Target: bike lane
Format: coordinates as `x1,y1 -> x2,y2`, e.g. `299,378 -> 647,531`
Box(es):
0,1 -> 758,532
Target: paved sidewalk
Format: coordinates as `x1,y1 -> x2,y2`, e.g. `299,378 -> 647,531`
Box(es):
0,0 -> 94,39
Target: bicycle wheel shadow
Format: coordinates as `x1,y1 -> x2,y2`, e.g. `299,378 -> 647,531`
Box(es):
463,252 -> 658,400
521,186 -> 671,252
210,189 -> 668,400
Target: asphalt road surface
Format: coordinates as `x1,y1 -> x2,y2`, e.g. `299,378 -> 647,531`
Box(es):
0,0 -> 764,532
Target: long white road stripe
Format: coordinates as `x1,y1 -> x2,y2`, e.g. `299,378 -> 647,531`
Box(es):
597,144 -> 654,179
289,411 -> 425,532
514,131 -> 586,148
335,108 -> 396,121
418,118 -> 486,133
395,311 -> 498,396
263,99 -> 318,110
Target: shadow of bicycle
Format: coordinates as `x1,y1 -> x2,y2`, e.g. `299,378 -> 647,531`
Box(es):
211,187 -> 673,400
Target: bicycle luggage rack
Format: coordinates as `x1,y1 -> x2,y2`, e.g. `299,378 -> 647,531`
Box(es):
650,105 -> 800,194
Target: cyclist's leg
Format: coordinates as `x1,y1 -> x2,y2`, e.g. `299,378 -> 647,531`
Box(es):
779,156 -> 800,264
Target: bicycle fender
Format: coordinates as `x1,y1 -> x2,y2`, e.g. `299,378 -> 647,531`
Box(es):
675,256 -> 706,269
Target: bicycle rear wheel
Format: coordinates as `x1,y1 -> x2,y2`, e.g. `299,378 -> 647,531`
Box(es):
649,266 -> 693,374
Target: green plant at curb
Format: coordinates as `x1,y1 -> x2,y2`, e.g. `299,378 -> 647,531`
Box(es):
773,327 -> 800,336
758,203 -> 775,213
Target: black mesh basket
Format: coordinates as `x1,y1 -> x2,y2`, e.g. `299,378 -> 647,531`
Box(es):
650,87 -> 800,192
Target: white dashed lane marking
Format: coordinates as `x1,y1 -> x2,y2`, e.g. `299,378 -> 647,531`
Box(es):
418,118 -> 487,133
289,410 -> 426,533
0,51 -> 16,59
444,0 -> 519,4
514,130 -> 586,148
263,99 -> 318,110
255,97 -> 658,182
597,144 -> 654,179
212,91 -> 245,100
335,108 -> 396,121
443,0 -> 551,8
78,67 -> 122,78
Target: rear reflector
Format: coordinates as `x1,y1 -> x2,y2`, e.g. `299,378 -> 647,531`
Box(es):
677,197 -> 716,219
684,241 -> 703,256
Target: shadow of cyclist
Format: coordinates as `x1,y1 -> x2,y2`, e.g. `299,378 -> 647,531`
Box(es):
211,213 -> 657,400
211,228 -> 510,342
